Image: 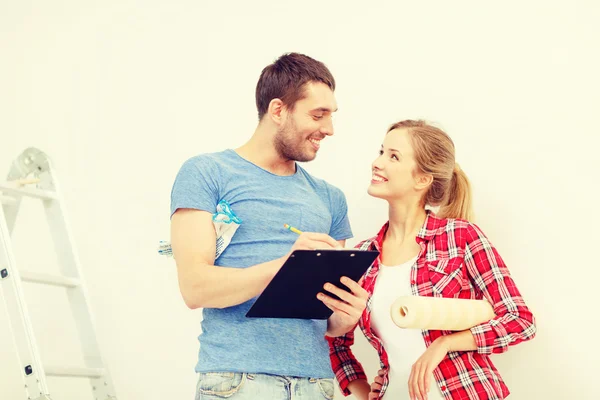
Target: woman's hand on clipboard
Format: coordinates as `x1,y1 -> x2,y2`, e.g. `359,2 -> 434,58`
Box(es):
320,276 -> 369,337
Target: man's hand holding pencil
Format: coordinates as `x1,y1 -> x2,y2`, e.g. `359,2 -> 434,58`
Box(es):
285,228 -> 343,253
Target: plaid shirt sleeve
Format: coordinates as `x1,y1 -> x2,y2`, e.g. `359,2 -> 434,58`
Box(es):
326,237 -> 376,395
465,222 -> 537,355
327,328 -> 368,396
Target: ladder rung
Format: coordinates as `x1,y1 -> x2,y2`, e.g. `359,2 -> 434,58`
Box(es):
0,194 -> 17,205
45,366 -> 105,378
20,271 -> 81,288
0,181 -> 58,201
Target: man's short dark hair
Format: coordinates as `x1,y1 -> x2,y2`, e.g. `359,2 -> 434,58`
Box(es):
255,53 -> 336,121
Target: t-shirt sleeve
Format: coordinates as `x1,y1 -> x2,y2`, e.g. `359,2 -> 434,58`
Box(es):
327,185 -> 353,241
170,156 -> 220,218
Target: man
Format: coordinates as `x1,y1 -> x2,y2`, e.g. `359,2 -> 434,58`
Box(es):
170,52 -> 368,399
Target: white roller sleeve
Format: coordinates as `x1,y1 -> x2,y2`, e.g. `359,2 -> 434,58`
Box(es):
391,296 -> 496,330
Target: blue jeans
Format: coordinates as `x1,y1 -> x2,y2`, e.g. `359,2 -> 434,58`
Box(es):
195,372 -> 334,400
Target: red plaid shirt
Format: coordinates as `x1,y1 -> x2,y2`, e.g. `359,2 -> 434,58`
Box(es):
328,211 -> 536,400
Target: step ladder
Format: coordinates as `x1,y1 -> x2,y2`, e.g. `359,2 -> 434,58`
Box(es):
0,148 -> 117,400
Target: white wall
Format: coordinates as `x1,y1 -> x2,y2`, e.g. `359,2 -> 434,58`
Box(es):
1,1 -> 598,399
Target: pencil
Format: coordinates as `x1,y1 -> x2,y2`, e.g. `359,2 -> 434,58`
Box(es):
283,224 -> 303,235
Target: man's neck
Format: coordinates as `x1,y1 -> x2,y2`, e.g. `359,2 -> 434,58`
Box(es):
235,125 -> 296,176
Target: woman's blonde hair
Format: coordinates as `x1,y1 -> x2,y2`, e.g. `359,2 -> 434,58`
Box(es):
387,120 -> 473,221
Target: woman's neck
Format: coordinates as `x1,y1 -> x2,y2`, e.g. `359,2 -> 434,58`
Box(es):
386,202 -> 427,244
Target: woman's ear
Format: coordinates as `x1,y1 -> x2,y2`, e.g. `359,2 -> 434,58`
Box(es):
414,173 -> 433,191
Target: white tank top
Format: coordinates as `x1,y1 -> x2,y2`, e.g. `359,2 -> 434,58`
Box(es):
370,256 -> 445,400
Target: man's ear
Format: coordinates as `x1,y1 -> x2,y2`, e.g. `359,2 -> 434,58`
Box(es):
268,98 -> 285,125
414,173 -> 433,191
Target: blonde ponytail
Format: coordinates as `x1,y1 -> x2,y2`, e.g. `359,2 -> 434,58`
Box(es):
437,163 -> 473,221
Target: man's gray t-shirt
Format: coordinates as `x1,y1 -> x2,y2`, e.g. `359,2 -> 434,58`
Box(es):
170,149 -> 353,378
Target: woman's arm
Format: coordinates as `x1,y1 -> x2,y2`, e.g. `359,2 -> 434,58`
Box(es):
464,222 -> 537,354
327,329 -> 369,397
347,379 -> 371,400
409,222 -> 537,400
438,329 -> 477,351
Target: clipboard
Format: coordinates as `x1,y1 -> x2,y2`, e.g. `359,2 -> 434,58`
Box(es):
246,249 -> 379,320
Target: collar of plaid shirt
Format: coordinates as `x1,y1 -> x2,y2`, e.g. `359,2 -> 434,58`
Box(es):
359,209 -> 440,283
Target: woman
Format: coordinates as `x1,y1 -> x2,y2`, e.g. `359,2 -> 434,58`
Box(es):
325,120 -> 536,400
